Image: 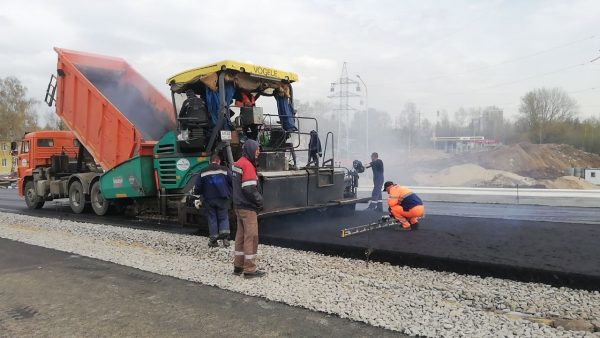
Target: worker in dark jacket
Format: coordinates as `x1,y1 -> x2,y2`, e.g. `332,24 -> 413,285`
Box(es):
307,130 -> 322,167
231,139 -> 265,278
195,153 -> 232,247
365,152 -> 384,211
384,181 -> 424,230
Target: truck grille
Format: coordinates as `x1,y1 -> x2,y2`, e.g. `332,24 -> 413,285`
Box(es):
158,159 -> 177,185
156,143 -> 175,154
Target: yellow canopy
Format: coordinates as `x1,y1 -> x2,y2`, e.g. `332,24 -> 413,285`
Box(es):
167,60 -> 298,93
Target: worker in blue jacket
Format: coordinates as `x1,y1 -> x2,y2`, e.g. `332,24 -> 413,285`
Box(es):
195,153 -> 233,247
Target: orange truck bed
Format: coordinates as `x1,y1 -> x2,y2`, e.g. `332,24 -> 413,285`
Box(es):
54,48 -> 175,170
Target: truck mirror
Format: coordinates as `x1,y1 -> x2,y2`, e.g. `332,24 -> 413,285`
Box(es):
10,142 -> 17,151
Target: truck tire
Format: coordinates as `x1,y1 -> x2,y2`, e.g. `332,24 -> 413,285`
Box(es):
68,181 -> 87,214
24,181 -> 45,209
90,181 -> 109,216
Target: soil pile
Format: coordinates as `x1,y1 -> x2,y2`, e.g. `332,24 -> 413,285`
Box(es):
420,143 -> 600,180
412,164 -> 538,187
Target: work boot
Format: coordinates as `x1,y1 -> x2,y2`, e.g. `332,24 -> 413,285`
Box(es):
243,270 -> 266,279
233,266 -> 243,276
221,239 -> 230,247
208,239 -> 219,247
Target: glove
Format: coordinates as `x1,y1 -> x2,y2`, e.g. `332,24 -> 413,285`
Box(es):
194,199 -> 202,209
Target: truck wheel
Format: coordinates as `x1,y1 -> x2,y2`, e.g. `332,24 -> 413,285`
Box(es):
90,181 -> 110,216
68,181 -> 87,214
24,181 -> 45,209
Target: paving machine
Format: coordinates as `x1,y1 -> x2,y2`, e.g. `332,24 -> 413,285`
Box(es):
17,48 -> 366,225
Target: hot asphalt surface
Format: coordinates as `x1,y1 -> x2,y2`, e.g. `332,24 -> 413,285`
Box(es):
261,209 -> 600,282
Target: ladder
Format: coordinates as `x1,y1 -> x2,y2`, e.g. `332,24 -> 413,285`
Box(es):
340,216 -> 402,237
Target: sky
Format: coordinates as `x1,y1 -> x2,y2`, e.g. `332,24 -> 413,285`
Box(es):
1,0 -> 599,123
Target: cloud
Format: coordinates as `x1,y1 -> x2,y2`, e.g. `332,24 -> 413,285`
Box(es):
0,0 -> 598,122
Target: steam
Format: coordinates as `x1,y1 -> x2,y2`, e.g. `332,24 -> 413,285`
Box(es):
76,65 -> 175,141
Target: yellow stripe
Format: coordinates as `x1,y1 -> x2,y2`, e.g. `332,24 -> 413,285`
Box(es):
115,193 -> 128,198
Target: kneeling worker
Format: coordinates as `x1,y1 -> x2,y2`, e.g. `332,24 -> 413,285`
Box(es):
383,181 -> 424,230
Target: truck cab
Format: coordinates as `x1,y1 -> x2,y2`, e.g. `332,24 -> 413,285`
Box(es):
17,131 -> 80,208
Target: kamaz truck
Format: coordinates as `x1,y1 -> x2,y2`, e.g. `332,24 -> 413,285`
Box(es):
17,48 -> 364,225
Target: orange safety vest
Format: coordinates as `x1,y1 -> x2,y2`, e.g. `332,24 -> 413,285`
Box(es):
387,185 -> 413,209
234,92 -> 256,107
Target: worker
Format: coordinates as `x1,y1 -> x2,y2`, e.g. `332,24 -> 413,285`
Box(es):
307,130 -> 322,167
180,89 -> 205,118
365,152 -> 384,211
194,153 -> 232,247
231,139 -> 265,278
383,181 -> 424,230
234,90 -> 257,107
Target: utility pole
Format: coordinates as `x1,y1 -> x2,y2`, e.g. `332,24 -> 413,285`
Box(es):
356,74 -> 368,158
329,62 -> 360,160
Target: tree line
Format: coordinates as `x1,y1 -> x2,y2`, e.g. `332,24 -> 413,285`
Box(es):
299,87 -> 600,155
1,75 -> 598,154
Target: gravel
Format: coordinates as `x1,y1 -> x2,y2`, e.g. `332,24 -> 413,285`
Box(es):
1,211 -> 599,337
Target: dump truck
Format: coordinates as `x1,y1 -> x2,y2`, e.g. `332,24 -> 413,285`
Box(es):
17,48 -> 364,225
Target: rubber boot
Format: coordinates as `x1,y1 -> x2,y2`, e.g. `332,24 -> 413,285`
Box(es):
208,238 -> 219,247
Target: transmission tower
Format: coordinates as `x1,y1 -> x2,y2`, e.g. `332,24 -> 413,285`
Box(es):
328,62 -> 361,160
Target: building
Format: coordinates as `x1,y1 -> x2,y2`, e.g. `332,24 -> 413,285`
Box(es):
0,141 -> 16,176
583,168 -> 600,185
431,136 -> 499,153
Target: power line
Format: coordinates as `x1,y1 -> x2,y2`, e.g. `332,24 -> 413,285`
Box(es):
469,62 -> 588,92
421,35 -> 597,83
370,34 -> 598,87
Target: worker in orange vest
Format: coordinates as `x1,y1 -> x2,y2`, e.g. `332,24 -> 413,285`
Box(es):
383,181 -> 424,230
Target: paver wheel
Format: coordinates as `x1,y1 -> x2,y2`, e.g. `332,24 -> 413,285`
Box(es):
24,181 -> 45,209
90,181 -> 109,216
68,181 -> 87,214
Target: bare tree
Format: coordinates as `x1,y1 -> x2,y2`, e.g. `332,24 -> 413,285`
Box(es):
518,87 -> 578,143
400,102 -> 419,152
0,77 -> 39,141
43,110 -> 67,130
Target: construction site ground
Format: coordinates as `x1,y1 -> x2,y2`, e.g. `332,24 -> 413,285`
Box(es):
378,143 -> 600,189
0,237 -> 404,337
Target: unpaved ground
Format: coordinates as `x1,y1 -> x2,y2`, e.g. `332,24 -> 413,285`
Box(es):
383,143 -> 600,188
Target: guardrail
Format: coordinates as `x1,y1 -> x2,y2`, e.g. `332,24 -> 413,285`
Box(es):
357,186 -> 600,207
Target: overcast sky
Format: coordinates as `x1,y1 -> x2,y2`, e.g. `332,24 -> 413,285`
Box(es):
1,0 -> 599,122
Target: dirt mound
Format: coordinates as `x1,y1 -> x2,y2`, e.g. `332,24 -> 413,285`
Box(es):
539,176 -> 599,189
412,164 -> 538,187
420,143 -> 600,180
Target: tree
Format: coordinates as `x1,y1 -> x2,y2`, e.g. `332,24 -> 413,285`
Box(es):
0,77 -> 39,141
518,87 -> 578,143
43,110 -> 67,130
400,102 -> 420,151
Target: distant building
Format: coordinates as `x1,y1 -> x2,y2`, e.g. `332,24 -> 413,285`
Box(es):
583,168 -> 600,185
0,141 -> 16,176
568,167 -> 600,185
431,136 -> 499,153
